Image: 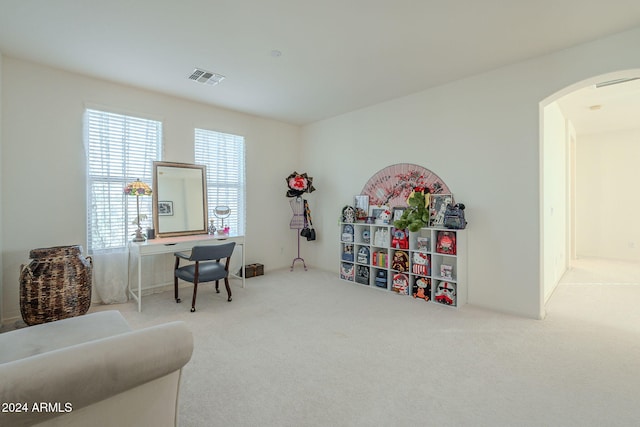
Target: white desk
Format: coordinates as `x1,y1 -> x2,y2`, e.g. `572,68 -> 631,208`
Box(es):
128,233 -> 245,312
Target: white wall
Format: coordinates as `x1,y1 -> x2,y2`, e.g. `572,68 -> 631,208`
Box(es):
300,26 -> 640,319
575,128 -> 640,261
542,102 -> 569,302
1,57 -> 300,322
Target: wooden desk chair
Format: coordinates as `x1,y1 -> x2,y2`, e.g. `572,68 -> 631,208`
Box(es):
174,242 -> 236,312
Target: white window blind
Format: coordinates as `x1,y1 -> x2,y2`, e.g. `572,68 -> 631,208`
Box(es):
85,109 -> 162,252
194,128 -> 246,235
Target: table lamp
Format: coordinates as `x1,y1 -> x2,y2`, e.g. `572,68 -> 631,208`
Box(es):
124,179 -> 152,242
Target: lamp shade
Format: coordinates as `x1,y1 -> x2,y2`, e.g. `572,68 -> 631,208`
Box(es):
124,179 -> 152,196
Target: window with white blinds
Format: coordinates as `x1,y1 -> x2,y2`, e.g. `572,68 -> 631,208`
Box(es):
85,109 -> 162,252
194,128 -> 246,235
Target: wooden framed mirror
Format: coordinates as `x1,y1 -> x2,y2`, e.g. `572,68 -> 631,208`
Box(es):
153,161 -> 208,237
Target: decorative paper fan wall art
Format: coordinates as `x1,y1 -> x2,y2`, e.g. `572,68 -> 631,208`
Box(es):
361,163 -> 450,207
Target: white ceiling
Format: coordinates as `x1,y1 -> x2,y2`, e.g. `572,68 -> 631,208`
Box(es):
1,0 -> 640,127
557,78 -> 640,135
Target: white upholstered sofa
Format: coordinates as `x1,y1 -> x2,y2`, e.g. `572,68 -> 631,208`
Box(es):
0,310 -> 193,427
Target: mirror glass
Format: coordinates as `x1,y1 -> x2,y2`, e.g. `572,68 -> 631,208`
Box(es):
153,161 -> 208,237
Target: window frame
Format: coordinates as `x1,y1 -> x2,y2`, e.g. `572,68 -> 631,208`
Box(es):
194,128 -> 246,236
84,108 -> 163,253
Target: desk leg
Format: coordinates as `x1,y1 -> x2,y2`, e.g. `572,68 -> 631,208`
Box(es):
241,242 -> 246,288
137,253 -> 142,311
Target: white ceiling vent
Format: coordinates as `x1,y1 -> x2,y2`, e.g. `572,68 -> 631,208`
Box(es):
187,68 -> 225,86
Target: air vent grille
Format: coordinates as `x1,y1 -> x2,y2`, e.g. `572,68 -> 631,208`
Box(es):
188,68 -> 225,86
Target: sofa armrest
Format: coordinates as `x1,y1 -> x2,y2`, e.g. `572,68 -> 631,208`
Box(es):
0,321 -> 193,427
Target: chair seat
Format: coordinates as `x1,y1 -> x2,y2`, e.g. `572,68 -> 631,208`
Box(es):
175,262 -> 227,283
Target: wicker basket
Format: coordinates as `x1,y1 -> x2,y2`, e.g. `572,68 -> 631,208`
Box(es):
19,245 -> 93,325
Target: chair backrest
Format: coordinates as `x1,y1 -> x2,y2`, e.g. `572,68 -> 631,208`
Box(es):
189,242 -> 236,261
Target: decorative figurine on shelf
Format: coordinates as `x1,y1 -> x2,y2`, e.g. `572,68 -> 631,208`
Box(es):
355,207 -> 368,221
436,231 -> 457,255
435,281 -> 456,305
377,209 -> 392,225
391,228 -> 409,249
393,186 -> 430,232
357,246 -> 370,264
342,205 -> 356,223
412,252 -> 430,275
374,270 -> 387,288
391,250 -> 409,272
392,273 -> 410,295
413,277 -> 431,301
362,229 -> 371,244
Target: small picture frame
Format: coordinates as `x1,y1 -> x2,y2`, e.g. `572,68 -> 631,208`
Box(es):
158,201 -> 174,216
430,194 -> 453,226
392,207 -> 406,222
354,195 -> 369,221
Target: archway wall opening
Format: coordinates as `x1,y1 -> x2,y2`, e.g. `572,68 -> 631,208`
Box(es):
539,50 -> 640,314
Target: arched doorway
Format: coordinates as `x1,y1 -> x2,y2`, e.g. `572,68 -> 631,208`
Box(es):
540,70 -> 640,312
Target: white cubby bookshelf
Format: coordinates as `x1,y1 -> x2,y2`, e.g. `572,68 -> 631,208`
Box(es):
339,222 -> 467,308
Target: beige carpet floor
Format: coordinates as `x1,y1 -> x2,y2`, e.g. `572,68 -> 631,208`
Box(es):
84,258 -> 640,427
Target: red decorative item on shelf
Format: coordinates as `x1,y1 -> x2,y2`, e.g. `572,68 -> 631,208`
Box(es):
391,228 -> 409,249
436,231 -> 456,255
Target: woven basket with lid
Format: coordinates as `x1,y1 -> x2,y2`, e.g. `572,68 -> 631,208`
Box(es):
19,245 -> 93,325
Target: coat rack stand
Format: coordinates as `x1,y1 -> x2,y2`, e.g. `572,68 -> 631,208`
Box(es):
290,197 -> 307,271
